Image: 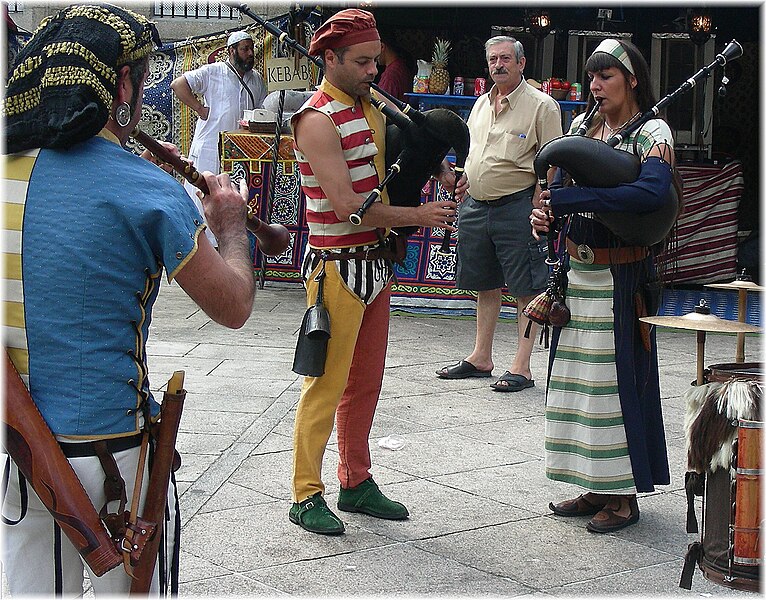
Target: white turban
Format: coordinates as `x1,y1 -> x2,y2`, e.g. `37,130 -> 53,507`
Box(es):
227,31 -> 252,47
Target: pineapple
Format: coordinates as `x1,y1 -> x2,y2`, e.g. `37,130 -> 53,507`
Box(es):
429,38 -> 451,95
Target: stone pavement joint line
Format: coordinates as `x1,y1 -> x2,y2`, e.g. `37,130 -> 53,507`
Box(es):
179,391 -> 299,526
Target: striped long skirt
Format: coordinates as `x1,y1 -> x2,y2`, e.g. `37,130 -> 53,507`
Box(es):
544,257 -> 670,494
545,259 -> 636,493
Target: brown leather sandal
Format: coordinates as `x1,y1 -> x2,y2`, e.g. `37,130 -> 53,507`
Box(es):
586,496 -> 640,533
549,493 -> 608,517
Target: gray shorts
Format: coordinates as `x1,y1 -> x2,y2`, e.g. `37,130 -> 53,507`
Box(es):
455,188 -> 549,296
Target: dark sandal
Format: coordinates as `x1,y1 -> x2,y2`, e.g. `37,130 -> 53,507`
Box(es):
549,493 -> 608,517
490,371 -> 534,392
586,497 -> 640,533
436,360 -> 493,379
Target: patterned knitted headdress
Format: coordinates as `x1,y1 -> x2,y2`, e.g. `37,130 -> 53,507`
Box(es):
3,4 -> 160,153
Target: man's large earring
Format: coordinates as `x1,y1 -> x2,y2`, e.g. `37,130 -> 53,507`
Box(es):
115,102 -> 132,127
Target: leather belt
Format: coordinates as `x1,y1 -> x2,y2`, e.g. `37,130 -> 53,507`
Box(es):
59,433 -> 144,458
566,238 -> 648,265
473,185 -> 535,206
313,247 -> 395,262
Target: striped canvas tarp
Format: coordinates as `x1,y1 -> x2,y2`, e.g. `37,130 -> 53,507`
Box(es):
659,161 -> 743,285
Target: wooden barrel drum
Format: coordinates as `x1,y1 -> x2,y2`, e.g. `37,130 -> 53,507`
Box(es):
696,362 -> 762,592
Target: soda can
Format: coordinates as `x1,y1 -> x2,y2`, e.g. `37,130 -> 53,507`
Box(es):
474,77 -> 486,96
541,79 -> 550,95
453,76 -> 464,96
569,87 -> 578,101
574,83 -> 583,101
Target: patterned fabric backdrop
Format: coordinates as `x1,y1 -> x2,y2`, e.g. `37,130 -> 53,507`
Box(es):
221,131 -> 302,283
132,13 -> 325,292
135,14 -> 320,156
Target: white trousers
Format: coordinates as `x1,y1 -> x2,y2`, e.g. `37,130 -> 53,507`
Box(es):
1,445 -> 179,597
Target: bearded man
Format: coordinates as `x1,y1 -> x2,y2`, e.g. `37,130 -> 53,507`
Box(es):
172,31 -> 267,246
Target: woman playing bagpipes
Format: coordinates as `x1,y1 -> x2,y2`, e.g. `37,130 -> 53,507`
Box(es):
530,39 -> 681,534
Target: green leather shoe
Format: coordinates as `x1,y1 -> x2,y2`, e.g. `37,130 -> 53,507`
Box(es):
289,492 -> 345,535
337,478 -> 409,520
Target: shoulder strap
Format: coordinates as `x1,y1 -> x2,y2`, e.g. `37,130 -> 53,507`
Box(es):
1,457 -> 28,525
225,60 -> 257,108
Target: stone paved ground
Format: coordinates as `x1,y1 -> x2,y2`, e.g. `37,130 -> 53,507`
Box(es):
3,280 -> 762,597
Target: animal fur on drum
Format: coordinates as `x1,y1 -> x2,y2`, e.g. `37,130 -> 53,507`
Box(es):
683,380 -> 761,474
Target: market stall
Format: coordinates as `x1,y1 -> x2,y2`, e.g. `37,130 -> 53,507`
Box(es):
220,130 -> 499,315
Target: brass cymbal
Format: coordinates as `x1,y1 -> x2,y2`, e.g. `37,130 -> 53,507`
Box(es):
640,312 -> 762,333
706,280 -> 764,292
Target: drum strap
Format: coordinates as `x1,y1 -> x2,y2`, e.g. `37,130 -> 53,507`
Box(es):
684,471 -> 705,533
679,541 -> 703,590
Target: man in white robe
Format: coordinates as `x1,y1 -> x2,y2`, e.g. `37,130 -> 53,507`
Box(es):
172,31 -> 267,246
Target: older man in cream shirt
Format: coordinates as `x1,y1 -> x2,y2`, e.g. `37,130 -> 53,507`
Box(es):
437,35 -> 561,393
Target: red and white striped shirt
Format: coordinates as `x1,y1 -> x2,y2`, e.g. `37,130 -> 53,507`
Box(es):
292,79 -> 389,249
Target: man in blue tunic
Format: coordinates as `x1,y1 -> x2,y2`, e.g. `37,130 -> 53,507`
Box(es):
2,5 -> 256,595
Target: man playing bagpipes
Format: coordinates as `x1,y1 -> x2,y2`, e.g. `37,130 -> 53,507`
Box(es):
288,9 -> 467,535
2,4 -> 256,594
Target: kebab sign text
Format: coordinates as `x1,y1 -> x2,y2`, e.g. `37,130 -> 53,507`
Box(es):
266,56 -> 313,91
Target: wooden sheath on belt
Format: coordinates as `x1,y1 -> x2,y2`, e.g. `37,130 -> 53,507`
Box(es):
2,351 -> 122,576
129,370 -> 185,595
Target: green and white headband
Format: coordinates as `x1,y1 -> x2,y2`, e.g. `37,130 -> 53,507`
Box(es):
592,39 -> 634,75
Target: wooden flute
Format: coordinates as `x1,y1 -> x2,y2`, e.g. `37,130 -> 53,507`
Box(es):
131,128 -> 290,257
